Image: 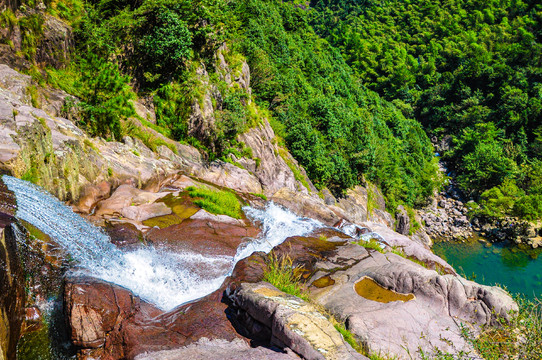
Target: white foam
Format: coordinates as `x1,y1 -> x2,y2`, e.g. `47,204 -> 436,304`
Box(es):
3,176 -> 323,311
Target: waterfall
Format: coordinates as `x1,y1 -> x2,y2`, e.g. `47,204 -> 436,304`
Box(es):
3,176 -> 322,311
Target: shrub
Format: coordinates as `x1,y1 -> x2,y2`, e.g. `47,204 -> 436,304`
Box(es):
137,6 -> 192,81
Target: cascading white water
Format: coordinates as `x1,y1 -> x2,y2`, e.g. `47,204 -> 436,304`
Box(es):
3,175 -> 322,311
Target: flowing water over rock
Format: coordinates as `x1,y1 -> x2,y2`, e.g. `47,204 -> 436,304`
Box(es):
3,175 -> 322,311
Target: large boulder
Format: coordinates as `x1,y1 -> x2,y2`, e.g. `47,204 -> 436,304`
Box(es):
238,119 -> 314,196
193,160 -> 263,195
146,218 -> 259,258
64,276 -> 284,360
228,282 -> 367,360
95,184 -> 169,218
240,232 -> 517,359
313,247 -> 517,358
271,188 -> 338,226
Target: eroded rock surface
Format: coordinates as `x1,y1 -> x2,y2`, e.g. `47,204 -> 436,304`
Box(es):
146,218 -> 258,258
239,119 -> 313,196
228,282 -> 367,360
135,338 -> 301,360
232,230 -> 517,360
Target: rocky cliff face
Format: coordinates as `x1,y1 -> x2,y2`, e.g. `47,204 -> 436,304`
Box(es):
0,179 -> 24,360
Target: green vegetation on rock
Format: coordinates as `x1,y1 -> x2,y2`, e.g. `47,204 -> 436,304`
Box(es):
263,254 -> 309,301
186,186 -> 242,219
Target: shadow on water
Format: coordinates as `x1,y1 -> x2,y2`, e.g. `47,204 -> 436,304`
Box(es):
433,240 -> 542,299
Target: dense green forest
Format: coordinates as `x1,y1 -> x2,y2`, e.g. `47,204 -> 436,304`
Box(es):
2,0 -> 441,212
309,0 -> 542,220
3,0 -> 541,221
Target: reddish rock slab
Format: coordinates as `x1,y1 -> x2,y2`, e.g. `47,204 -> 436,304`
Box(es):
146,219 -> 259,257
76,181 -> 111,214
65,276 -> 246,360
104,222 -> 145,249
230,252 -> 267,284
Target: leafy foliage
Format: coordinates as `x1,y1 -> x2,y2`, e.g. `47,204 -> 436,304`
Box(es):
310,0 -> 542,219
77,53 -> 136,139
36,0 -> 445,211
137,6 -> 192,80
223,0 -> 440,206
263,253 -> 309,301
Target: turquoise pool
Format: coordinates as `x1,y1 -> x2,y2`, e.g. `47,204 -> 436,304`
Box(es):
432,240 -> 542,299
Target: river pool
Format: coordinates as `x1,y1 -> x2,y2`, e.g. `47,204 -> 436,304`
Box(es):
433,240 -> 542,299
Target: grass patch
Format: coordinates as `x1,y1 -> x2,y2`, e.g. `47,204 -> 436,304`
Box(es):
465,297 -> 542,360
250,192 -> 267,200
222,156 -> 246,169
83,138 -> 98,153
27,85 -> 40,108
418,296 -> 542,359
140,117 -> 171,138
406,206 -> 421,236
355,238 -> 384,252
19,13 -> 44,61
186,186 -> 242,219
263,254 -> 309,301
46,66 -> 79,95
0,9 -> 18,30
366,184 -> 377,216
334,322 -> 363,353
389,246 -> 406,258
21,166 -> 39,184
123,120 -> 178,154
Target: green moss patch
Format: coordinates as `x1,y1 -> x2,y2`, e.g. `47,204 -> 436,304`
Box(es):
186,186 -> 242,219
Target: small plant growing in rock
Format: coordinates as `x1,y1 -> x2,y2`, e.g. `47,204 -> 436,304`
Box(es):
263,253 -> 309,301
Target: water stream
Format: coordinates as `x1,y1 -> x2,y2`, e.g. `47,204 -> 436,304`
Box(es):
3,175 -> 323,311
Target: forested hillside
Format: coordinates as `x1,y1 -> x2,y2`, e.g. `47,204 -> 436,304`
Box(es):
1,0 -> 442,213
6,0 -> 541,221
310,0 -> 542,220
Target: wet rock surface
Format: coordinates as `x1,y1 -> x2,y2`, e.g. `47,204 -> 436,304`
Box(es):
104,222 -> 145,249
64,275 -> 297,360
0,178 -> 24,360
0,224 -> 25,360
146,218 -> 259,258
